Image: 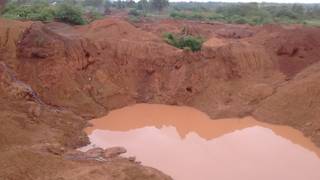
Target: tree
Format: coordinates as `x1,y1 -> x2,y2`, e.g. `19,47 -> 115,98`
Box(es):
137,0 -> 149,13
84,0 -> 104,8
104,0 -> 112,14
55,3 -> 86,25
16,0 -> 30,5
292,4 -> 304,17
126,0 -> 135,8
115,0 -> 125,9
151,0 -> 168,12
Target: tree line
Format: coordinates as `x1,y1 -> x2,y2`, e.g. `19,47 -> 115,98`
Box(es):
1,1 -> 320,26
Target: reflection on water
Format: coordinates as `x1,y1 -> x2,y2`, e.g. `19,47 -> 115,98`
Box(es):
83,104 -> 320,180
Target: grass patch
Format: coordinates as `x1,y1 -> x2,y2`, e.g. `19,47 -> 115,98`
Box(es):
1,2 -> 55,22
54,3 -> 86,25
0,2 -> 100,25
304,19 -> 320,27
164,32 -> 203,52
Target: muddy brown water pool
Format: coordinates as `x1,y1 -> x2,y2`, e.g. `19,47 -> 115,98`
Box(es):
82,104 -> 320,180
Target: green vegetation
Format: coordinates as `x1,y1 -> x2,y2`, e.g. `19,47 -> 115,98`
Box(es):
169,2 -> 320,26
214,3 -> 273,25
83,0 -> 104,8
164,32 -> 203,52
127,14 -> 140,23
55,3 -> 86,25
304,19 -> 320,27
169,3 -> 280,25
137,0 -> 149,13
150,0 -> 169,12
128,8 -> 142,17
170,11 -> 205,20
0,0 -> 103,25
1,1 -> 55,22
126,0 -> 168,22
1,0 -> 320,27
121,1 -> 320,26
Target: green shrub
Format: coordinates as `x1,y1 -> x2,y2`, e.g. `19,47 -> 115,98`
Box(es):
29,7 -> 55,21
55,3 -> 86,25
170,11 -> 177,17
91,11 -> 103,19
179,36 -> 203,51
248,15 -> 272,25
164,32 -> 203,52
275,9 -> 299,20
164,32 -> 180,47
170,11 -> 186,19
129,9 -> 140,16
128,15 -> 141,23
1,2 -> 55,22
208,13 -> 225,21
228,15 -> 249,24
305,19 -> 320,27
85,9 -> 103,22
190,13 -> 205,20
170,11 -> 205,20
1,2 -> 87,24
128,8 -> 146,23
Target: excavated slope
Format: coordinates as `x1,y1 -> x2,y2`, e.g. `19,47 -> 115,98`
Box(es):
1,17 -> 320,179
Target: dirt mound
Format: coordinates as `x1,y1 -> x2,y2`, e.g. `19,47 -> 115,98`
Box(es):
215,25 -> 254,39
1,17 -> 320,179
15,18 -> 184,114
0,18 -> 32,68
81,18 -> 159,41
15,22 -> 104,116
135,19 -> 257,39
265,27 -> 320,77
254,62 -> 320,146
0,19 -> 173,180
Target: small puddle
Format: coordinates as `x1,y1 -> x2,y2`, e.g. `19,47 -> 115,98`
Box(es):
82,104 -> 320,180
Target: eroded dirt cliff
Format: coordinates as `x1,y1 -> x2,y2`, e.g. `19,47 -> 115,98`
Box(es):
1,17 -> 320,179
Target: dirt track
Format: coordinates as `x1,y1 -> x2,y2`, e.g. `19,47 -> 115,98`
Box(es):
1,17 -> 320,179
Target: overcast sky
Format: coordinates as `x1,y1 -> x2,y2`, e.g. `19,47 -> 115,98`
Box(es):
170,0 -> 320,3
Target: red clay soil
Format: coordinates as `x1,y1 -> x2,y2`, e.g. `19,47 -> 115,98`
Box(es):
1,17 -> 320,179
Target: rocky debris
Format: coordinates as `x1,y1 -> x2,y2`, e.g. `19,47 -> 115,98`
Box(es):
103,146 -> 127,158
85,147 -> 104,158
0,62 -> 40,101
64,147 -> 128,161
46,143 -> 66,155
7,81 -> 35,100
30,143 -> 67,155
64,150 -> 87,161
128,156 -> 136,162
305,122 -> 313,127
27,101 -> 42,118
